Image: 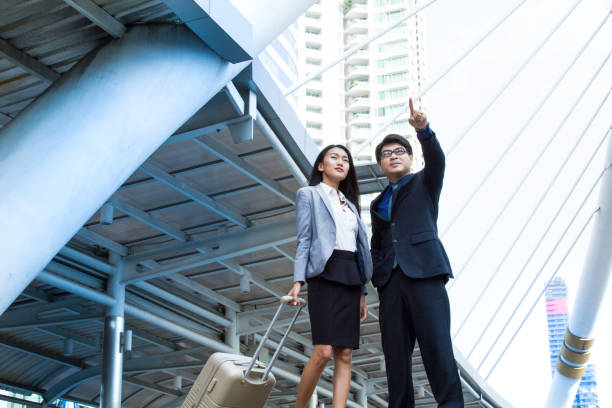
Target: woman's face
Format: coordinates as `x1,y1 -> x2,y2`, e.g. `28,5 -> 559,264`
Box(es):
318,147 -> 350,185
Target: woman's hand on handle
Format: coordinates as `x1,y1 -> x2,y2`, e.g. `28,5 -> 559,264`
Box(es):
288,282 -> 303,306
360,294 -> 368,323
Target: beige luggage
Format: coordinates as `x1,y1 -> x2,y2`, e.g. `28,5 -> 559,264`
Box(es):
182,296 -> 306,408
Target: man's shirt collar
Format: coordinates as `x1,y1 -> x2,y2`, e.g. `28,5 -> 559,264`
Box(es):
389,173 -> 412,190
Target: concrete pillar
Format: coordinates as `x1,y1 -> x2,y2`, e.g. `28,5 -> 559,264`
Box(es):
100,254 -> 126,408
225,309 -> 240,353
545,133 -> 612,407
0,24 -> 247,316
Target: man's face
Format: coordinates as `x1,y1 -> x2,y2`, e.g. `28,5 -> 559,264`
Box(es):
378,142 -> 413,182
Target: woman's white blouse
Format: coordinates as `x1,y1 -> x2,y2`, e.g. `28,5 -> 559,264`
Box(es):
319,182 -> 358,252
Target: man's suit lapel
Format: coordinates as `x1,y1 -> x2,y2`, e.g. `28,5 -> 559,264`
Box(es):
390,173 -> 416,219
370,190 -> 386,221
315,183 -> 335,221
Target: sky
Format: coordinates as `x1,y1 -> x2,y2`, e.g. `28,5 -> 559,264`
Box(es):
418,0 -> 611,406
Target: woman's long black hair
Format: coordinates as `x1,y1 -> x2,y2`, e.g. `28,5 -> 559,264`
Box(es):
309,144 -> 361,214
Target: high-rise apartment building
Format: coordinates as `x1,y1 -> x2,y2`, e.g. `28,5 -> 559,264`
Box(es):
261,0 -> 428,224
545,276 -> 600,408
345,0 -> 427,163
295,0 -> 346,147
263,0 -> 427,158
259,25 -> 300,109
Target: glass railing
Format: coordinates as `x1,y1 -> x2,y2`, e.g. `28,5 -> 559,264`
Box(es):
349,97 -> 370,106
348,80 -> 369,90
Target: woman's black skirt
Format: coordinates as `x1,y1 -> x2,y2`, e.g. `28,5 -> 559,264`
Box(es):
307,250 -> 362,349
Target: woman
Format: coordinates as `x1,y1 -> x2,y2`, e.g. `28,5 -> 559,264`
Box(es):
287,144 -> 373,408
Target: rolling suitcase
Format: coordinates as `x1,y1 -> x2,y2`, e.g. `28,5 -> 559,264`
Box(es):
182,295 -> 307,408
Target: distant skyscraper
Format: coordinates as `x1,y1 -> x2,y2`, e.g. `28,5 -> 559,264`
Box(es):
545,276 -> 599,408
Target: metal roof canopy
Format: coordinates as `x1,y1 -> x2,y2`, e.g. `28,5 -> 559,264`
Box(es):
0,1 -> 510,407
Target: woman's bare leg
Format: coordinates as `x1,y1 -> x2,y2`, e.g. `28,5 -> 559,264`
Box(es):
296,345 -> 332,408
332,346 -> 352,408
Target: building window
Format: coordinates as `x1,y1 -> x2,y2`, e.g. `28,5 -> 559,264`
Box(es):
377,103 -> 404,116
375,8 -> 405,22
305,27 -> 321,35
306,89 -> 322,98
377,55 -> 408,68
306,105 -> 322,113
306,57 -> 322,66
375,0 -> 404,6
306,121 -> 323,130
388,119 -> 410,132
377,71 -> 409,84
306,11 -> 321,19
379,87 -> 409,100
377,39 -> 408,53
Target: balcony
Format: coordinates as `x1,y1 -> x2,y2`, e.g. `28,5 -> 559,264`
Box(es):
309,1 -> 321,13
346,79 -> 370,96
346,64 -> 369,80
346,50 -> 369,64
307,128 -> 324,144
305,40 -> 322,51
345,33 -> 368,49
349,127 -> 371,143
305,53 -> 322,65
305,9 -> 321,19
348,112 -> 371,126
347,97 -> 370,112
345,18 -> 368,34
345,4 -> 368,20
305,16 -> 321,27
305,109 -> 323,122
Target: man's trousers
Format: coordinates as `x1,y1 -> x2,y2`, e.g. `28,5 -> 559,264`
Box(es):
378,269 -> 464,407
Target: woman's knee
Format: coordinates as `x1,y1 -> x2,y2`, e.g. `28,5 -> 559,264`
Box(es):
312,345 -> 332,367
334,347 -> 352,365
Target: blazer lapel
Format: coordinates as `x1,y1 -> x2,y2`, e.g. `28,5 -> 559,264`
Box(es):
390,173 -> 415,219
315,183 -> 335,220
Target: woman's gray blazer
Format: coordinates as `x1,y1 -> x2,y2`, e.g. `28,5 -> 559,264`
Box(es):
293,183 -> 373,291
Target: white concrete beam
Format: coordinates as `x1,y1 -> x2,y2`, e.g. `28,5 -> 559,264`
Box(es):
109,197 -> 189,242
0,38 -> 60,83
124,217 -> 296,270
194,135 -> 295,204
76,227 -> 128,256
62,0 -> 126,38
139,161 -> 250,228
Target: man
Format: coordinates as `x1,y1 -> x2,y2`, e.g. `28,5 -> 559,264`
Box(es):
370,98 -> 463,407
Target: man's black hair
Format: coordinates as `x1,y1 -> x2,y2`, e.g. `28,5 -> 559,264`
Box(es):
375,134 -> 413,163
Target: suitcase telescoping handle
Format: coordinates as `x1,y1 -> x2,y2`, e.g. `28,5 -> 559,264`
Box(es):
245,295 -> 306,380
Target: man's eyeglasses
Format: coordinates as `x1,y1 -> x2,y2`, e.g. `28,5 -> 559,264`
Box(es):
381,147 -> 408,158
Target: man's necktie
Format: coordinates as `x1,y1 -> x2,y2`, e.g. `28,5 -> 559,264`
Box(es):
389,184 -> 398,269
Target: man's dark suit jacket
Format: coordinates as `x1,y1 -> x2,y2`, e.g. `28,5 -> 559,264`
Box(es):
370,132 -> 453,288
